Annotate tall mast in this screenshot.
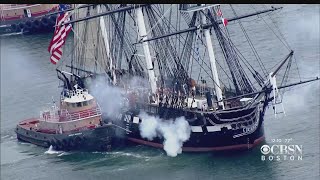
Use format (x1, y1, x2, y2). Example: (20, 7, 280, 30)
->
(97, 5, 116, 84)
(135, 6, 157, 94)
(200, 8, 224, 109)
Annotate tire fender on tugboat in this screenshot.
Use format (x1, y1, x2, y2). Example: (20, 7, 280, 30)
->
(40, 17, 49, 28)
(62, 139, 71, 150)
(55, 140, 63, 150)
(10, 24, 18, 32)
(24, 21, 32, 33)
(48, 15, 57, 26)
(74, 136, 83, 146)
(50, 139, 56, 148)
(25, 21, 32, 29)
(32, 19, 41, 30)
(69, 138, 76, 148)
(18, 23, 25, 30)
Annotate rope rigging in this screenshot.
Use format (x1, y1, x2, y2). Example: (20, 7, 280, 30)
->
(252, 4, 302, 82)
(206, 9, 255, 95)
(146, 6, 189, 85)
(229, 5, 268, 78)
(105, 4, 146, 77)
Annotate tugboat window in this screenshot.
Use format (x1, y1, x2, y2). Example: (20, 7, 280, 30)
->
(83, 101, 88, 106)
(77, 102, 82, 107)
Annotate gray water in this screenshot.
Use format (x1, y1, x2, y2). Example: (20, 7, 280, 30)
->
(1, 4, 319, 180)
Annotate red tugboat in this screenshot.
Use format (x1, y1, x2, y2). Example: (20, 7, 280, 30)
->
(0, 4, 64, 35)
(15, 70, 116, 151)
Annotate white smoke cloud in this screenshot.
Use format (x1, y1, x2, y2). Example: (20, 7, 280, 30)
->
(139, 112, 158, 140)
(88, 76, 127, 119)
(87, 75, 151, 119)
(138, 111, 191, 157)
(86, 75, 192, 157)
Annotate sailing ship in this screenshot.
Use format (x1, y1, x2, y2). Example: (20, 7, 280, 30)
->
(55, 4, 318, 155)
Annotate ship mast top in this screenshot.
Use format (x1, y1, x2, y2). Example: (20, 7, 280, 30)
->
(197, 4, 224, 109)
(61, 4, 319, 108)
(135, 6, 158, 94)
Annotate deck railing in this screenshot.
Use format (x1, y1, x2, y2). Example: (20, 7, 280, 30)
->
(68, 107, 102, 121)
(40, 106, 102, 123)
(0, 4, 42, 11)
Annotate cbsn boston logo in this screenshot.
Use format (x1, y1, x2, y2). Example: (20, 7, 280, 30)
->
(260, 138, 303, 161)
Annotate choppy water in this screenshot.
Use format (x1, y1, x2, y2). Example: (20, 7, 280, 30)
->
(1, 4, 319, 180)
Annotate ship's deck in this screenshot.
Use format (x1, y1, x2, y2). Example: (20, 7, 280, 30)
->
(18, 118, 39, 129)
(17, 118, 97, 134)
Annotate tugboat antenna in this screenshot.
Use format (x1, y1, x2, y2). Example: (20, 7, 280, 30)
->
(51, 96, 57, 109)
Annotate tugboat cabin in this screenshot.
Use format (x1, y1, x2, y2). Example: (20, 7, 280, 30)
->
(19, 88, 103, 134)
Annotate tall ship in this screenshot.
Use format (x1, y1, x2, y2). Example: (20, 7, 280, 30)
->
(0, 4, 65, 35)
(53, 4, 318, 156)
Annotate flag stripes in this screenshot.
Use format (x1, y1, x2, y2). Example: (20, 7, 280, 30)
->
(48, 5, 71, 65)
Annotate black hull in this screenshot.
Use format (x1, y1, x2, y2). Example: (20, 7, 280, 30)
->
(119, 92, 269, 152)
(0, 15, 58, 35)
(15, 124, 116, 151)
(126, 122, 265, 152)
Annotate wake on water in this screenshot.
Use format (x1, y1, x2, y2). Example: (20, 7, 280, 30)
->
(0, 32, 23, 37)
(44, 145, 65, 155)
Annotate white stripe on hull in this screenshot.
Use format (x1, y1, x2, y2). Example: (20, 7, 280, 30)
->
(191, 126, 203, 132)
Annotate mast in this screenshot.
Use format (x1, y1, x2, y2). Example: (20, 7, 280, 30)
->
(135, 6, 157, 94)
(97, 5, 116, 84)
(133, 6, 282, 44)
(200, 9, 224, 109)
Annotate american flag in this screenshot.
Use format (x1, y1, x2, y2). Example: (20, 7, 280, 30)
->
(48, 4, 72, 65)
(216, 8, 228, 27)
(217, 9, 222, 16)
(221, 17, 228, 27)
